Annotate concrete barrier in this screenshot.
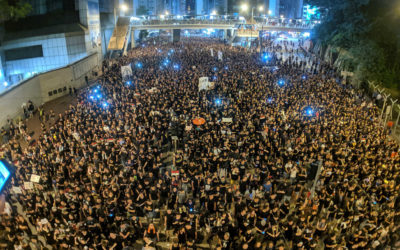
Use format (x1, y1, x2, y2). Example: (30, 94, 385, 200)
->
(0, 53, 99, 127)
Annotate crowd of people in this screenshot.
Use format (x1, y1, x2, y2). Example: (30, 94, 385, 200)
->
(0, 37, 400, 249)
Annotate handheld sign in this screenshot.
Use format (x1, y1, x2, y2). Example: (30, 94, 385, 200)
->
(0, 160, 16, 194)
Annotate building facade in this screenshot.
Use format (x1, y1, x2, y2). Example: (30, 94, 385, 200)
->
(268, 0, 280, 17)
(0, 0, 116, 92)
(278, 0, 303, 19)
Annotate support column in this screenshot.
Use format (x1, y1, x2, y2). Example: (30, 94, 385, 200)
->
(172, 29, 181, 43)
(224, 29, 228, 40)
(131, 28, 136, 48)
(227, 29, 232, 38)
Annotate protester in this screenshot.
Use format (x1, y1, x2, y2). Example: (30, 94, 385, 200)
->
(0, 37, 399, 249)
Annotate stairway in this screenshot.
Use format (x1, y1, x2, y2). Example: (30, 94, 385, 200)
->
(107, 17, 131, 52)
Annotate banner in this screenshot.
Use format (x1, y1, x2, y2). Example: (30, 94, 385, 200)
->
(121, 65, 133, 80)
(24, 182, 33, 190)
(210, 48, 214, 57)
(30, 174, 40, 183)
(218, 51, 223, 61)
(198, 77, 209, 91)
(87, 1, 101, 49)
(222, 117, 233, 123)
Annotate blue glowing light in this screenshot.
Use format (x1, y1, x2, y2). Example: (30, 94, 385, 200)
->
(262, 53, 271, 62)
(163, 59, 170, 66)
(157, 48, 162, 53)
(126, 81, 131, 86)
(102, 102, 109, 108)
(136, 62, 143, 68)
(302, 75, 307, 80)
(173, 64, 179, 70)
(97, 94, 102, 99)
(213, 76, 217, 80)
(267, 98, 273, 103)
(305, 107, 314, 116)
(213, 67, 217, 71)
(94, 89, 98, 93)
(224, 66, 228, 70)
(0, 161, 12, 193)
(304, 5, 318, 20)
(303, 32, 310, 38)
(215, 99, 222, 105)
(277, 79, 285, 86)
(170, 49, 174, 53)
(89, 96, 94, 100)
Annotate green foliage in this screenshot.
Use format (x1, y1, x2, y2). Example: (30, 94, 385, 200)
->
(308, 0, 400, 87)
(136, 5, 148, 16)
(0, 0, 32, 22)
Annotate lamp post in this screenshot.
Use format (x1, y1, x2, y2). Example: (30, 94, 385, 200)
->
(240, 4, 263, 48)
(114, 3, 129, 25)
(240, 4, 263, 22)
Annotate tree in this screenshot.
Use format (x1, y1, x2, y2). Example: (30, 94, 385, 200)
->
(0, 0, 32, 22)
(307, 0, 400, 87)
(136, 5, 148, 16)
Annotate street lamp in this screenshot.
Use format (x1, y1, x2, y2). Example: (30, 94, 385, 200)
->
(114, 4, 129, 25)
(120, 4, 128, 12)
(211, 10, 217, 15)
(241, 4, 264, 21)
(241, 4, 249, 12)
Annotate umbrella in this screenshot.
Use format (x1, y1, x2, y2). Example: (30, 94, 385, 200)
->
(193, 117, 206, 126)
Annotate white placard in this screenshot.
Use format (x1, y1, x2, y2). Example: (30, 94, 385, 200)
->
(222, 117, 233, 123)
(30, 174, 40, 183)
(11, 186, 22, 194)
(198, 77, 209, 91)
(40, 218, 49, 225)
(121, 65, 133, 80)
(24, 182, 34, 190)
(210, 48, 214, 57)
(218, 50, 223, 61)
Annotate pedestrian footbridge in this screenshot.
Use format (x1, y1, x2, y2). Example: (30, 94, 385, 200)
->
(107, 17, 315, 53)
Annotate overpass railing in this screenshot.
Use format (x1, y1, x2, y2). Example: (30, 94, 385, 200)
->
(131, 19, 241, 26)
(130, 18, 315, 30)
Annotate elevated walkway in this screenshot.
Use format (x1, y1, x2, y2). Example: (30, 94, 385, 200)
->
(107, 17, 131, 51)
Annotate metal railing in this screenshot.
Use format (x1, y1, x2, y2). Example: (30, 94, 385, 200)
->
(130, 17, 316, 30)
(131, 19, 241, 26)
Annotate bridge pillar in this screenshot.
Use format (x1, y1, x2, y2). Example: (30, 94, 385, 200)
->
(227, 29, 232, 38)
(224, 29, 228, 40)
(131, 28, 136, 48)
(171, 29, 181, 43)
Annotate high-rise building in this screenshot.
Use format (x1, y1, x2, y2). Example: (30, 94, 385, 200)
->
(196, 0, 204, 15)
(268, 0, 280, 17)
(186, 0, 196, 15)
(278, 0, 303, 19)
(0, 0, 116, 86)
(205, 0, 227, 15)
